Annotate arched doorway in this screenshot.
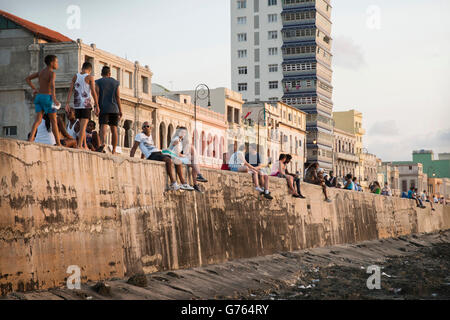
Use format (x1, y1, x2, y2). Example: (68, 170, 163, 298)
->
(167, 124, 174, 148)
(159, 122, 166, 150)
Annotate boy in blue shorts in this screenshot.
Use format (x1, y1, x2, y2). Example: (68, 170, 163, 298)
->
(26, 55, 61, 146)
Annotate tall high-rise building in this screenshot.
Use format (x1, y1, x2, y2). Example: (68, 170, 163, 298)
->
(231, 0, 334, 169)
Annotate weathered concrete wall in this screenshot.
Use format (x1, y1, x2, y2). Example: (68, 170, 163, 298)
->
(1, 138, 449, 295)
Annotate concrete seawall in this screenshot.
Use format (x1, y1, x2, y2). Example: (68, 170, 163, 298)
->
(1, 138, 449, 295)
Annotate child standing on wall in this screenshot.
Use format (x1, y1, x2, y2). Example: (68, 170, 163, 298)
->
(65, 62, 99, 150)
(26, 55, 62, 146)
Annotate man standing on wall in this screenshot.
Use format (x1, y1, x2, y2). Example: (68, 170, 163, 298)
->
(65, 62, 99, 150)
(26, 55, 62, 146)
(95, 66, 122, 154)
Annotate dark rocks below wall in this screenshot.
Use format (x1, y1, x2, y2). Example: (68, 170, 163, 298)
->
(2, 230, 449, 300)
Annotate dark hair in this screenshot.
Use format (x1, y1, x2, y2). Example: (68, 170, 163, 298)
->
(43, 114, 51, 132)
(346, 174, 353, 180)
(88, 120, 96, 128)
(101, 66, 111, 76)
(352, 177, 357, 181)
(44, 55, 57, 66)
(178, 126, 187, 131)
(285, 154, 292, 161)
(279, 154, 286, 161)
(82, 62, 92, 70)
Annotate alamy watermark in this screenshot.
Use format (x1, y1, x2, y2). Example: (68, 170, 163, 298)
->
(366, 5, 381, 30)
(366, 265, 381, 290)
(66, 5, 81, 30)
(66, 265, 81, 290)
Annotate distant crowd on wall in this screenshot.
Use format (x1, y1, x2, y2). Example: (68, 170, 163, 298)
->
(22, 55, 447, 206)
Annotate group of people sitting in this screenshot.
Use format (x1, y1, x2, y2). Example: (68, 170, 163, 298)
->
(29, 108, 103, 153)
(221, 147, 333, 202)
(401, 188, 447, 211)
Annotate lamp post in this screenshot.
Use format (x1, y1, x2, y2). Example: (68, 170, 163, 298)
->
(193, 84, 211, 153)
(257, 107, 267, 156)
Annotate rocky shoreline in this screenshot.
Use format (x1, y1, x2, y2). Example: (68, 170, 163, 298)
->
(3, 230, 449, 300)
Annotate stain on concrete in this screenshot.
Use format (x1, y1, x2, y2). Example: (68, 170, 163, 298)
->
(11, 172, 19, 188)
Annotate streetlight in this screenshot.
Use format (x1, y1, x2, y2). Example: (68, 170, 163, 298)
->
(257, 107, 273, 156)
(193, 84, 211, 152)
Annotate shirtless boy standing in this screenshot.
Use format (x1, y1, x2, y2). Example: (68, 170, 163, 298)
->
(26, 55, 61, 146)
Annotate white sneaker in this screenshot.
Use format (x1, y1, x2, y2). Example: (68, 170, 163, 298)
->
(255, 187, 264, 193)
(169, 183, 181, 191)
(181, 184, 195, 191)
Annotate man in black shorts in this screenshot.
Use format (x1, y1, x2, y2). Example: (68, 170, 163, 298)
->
(96, 66, 122, 154)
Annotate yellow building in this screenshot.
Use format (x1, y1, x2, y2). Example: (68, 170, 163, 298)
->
(333, 110, 365, 154)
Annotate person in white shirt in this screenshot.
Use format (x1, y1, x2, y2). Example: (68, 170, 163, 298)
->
(163, 127, 204, 192)
(229, 144, 264, 193)
(130, 122, 191, 191)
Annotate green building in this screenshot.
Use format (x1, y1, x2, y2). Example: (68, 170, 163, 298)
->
(411, 150, 450, 179)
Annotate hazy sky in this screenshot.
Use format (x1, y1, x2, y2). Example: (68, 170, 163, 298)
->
(1, 0, 449, 161)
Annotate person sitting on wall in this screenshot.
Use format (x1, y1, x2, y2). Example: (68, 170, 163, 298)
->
(162, 127, 205, 193)
(381, 182, 392, 196)
(245, 144, 273, 200)
(85, 120, 101, 152)
(408, 187, 425, 209)
(272, 154, 302, 198)
(229, 144, 264, 194)
(304, 163, 332, 203)
(284, 154, 306, 199)
(371, 181, 382, 195)
(325, 171, 337, 188)
(130, 121, 182, 191)
(221, 152, 230, 171)
(353, 177, 362, 191)
(34, 113, 76, 148)
(343, 174, 354, 191)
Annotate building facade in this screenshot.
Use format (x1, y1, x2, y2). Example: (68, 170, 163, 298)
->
(242, 100, 306, 174)
(230, 0, 334, 169)
(412, 150, 450, 179)
(379, 162, 400, 195)
(333, 127, 358, 181)
(152, 94, 227, 169)
(173, 87, 245, 156)
(396, 163, 427, 194)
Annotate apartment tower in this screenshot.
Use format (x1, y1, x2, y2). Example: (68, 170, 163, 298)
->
(231, 0, 334, 169)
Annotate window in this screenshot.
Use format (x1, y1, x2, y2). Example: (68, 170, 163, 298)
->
(238, 66, 248, 75)
(238, 50, 247, 58)
(255, 82, 260, 95)
(268, 31, 278, 39)
(268, 14, 277, 23)
(268, 64, 278, 72)
(237, 33, 247, 42)
(3, 126, 17, 136)
(0, 16, 20, 30)
(124, 71, 133, 89)
(254, 48, 260, 62)
(269, 81, 278, 89)
(227, 106, 233, 123)
(268, 0, 277, 6)
(237, 16, 247, 24)
(111, 67, 120, 81)
(238, 83, 248, 91)
(237, 0, 246, 9)
(268, 47, 278, 55)
(234, 109, 240, 124)
(254, 15, 259, 28)
(142, 76, 149, 94)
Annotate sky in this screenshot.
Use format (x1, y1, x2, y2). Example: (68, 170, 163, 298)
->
(1, 0, 449, 161)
